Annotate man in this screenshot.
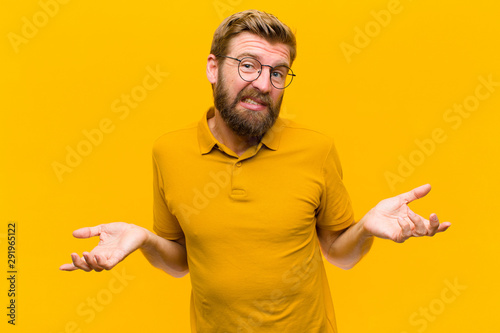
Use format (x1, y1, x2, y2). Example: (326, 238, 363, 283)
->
(60, 10, 451, 332)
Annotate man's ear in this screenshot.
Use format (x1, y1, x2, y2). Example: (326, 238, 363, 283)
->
(206, 54, 219, 84)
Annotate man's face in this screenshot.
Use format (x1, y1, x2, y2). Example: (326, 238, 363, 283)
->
(213, 32, 291, 138)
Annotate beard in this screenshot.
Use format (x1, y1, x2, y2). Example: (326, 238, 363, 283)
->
(213, 74, 283, 138)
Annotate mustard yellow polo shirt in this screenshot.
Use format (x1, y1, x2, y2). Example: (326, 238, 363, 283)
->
(152, 107, 354, 333)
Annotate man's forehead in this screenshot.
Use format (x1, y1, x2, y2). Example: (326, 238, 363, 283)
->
(226, 32, 291, 65)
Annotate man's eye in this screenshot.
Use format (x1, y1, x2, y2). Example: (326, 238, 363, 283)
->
(272, 71, 284, 78)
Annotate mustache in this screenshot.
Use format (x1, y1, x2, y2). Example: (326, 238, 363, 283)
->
(235, 87, 272, 106)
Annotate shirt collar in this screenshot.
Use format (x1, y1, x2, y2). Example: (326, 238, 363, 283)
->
(260, 117, 284, 151)
(197, 107, 218, 155)
(197, 107, 284, 155)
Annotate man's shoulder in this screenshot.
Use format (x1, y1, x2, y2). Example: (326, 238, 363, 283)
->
(278, 118, 345, 175)
(277, 117, 336, 149)
(152, 121, 198, 155)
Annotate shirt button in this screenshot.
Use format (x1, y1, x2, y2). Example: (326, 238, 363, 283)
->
(236, 162, 242, 167)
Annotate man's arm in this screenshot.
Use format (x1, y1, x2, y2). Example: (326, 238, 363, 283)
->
(317, 184, 451, 270)
(140, 231, 188, 278)
(59, 222, 189, 278)
(317, 222, 373, 270)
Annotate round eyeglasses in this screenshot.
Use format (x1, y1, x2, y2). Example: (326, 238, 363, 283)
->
(217, 55, 296, 89)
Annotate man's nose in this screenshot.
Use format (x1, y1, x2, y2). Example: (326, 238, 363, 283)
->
(251, 66, 273, 93)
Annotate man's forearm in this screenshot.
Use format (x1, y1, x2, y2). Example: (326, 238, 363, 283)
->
(140, 229, 189, 278)
(324, 218, 374, 270)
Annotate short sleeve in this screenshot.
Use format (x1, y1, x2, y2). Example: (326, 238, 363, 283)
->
(152, 151, 185, 240)
(315, 140, 355, 231)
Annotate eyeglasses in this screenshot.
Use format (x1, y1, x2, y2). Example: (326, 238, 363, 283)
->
(217, 55, 296, 89)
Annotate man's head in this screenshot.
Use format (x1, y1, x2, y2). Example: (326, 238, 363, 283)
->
(207, 10, 296, 138)
(210, 10, 296, 66)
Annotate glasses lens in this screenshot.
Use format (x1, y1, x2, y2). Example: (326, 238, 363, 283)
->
(235, 57, 294, 89)
(238, 57, 261, 82)
(271, 66, 293, 89)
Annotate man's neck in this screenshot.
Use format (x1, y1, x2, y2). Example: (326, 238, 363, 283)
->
(208, 109, 260, 157)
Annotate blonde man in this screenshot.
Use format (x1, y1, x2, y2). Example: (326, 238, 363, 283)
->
(61, 10, 450, 333)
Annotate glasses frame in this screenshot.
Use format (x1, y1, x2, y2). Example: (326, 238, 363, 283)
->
(217, 55, 296, 89)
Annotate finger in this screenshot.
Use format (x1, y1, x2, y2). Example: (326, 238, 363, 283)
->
(73, 225, 102, 239)
(83, 252, 104, 272)
(400, 184, 432, 204)
(71, 253, 92, 272)
(95, 254, 116, 270)
(397, 217, 412, 242)
(407, 209, 428, 236)
(436, 221, 452, 233)
(428, 213, 440, 235)
(59, 263, 79, 271)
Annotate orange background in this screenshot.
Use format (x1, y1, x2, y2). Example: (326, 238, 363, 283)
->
(1, 0, 499, 332)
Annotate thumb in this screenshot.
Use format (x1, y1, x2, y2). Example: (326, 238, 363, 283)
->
(73, 225, 102, 239)
(399, 184, 432, 204)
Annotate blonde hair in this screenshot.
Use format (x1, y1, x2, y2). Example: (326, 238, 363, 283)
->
(210, 10, 297, 64)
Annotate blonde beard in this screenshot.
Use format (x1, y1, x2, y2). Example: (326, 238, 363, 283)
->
(213, 76, 283, 138)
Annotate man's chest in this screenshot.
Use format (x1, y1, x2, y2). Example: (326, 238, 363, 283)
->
(161, 151, 324, 242)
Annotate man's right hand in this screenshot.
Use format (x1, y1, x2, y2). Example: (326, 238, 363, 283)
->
(59, 222, 148, 272)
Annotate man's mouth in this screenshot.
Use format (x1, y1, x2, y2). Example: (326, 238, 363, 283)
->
(240, 96, 268, 111)
(243, 97, 265, 105)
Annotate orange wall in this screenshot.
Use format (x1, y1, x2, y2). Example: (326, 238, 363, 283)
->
(1, 1, 498, 332)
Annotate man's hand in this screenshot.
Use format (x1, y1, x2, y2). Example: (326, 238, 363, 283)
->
(361, 184, 451, 243)
(59, 222, 148, 272)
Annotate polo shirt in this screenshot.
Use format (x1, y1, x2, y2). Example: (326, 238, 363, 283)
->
(152, 107, 355, 333)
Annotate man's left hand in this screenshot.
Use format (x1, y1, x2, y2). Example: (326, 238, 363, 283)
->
(361, 184, 451, 243)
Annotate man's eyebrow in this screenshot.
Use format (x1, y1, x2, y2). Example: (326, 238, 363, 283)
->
(236, 52, 290, 68)
(237, 51, 258, 58)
